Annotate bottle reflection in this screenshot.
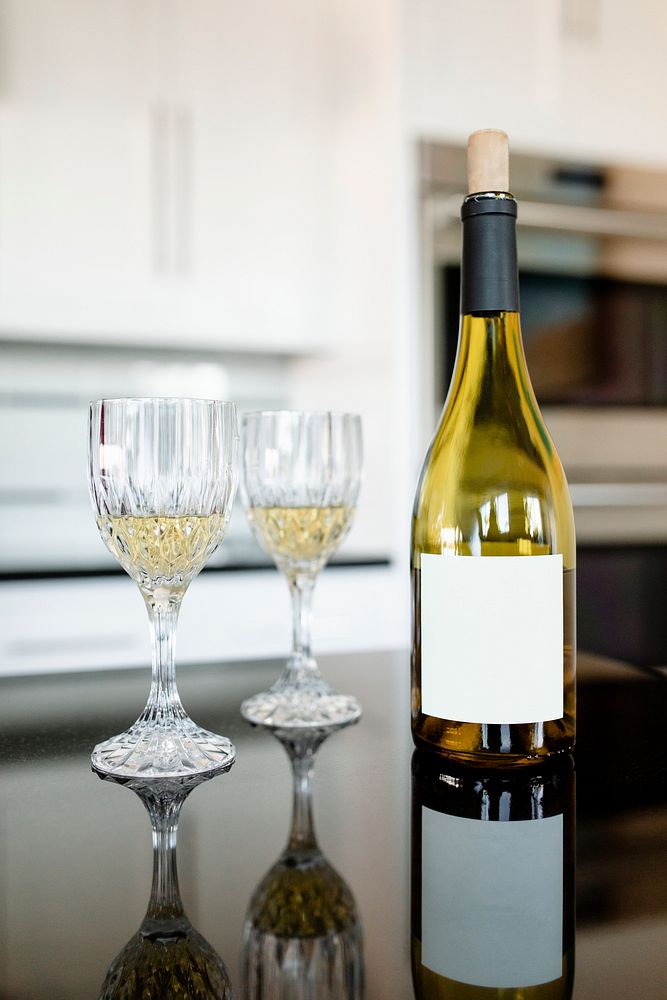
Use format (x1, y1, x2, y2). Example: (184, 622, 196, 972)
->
(95, 771, 232, 1000)
(242, 727, 364, 999)
(411, 753, 575, 999)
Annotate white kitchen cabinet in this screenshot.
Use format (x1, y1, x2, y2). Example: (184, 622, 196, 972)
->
(0, 1, 155, 339)
(406, 0, 667, 167)
(406, 0, 546, 140)
(0, 0, 333, 351)
(164, 0, 333, 353)
(557, 1, 667, 164)
(0, 107, 154, 339)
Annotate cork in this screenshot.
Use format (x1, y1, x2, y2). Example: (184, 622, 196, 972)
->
(467, 129, 509, 194)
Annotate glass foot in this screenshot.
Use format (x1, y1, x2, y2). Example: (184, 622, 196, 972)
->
(241, 678, 362, 730)
(91, 717, 236, 779)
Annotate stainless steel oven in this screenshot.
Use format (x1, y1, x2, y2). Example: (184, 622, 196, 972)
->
(420, 141, 667, 668)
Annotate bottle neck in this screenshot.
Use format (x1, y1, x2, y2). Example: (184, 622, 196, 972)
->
(450, 312, 536, 417)
(460, 193, 519, 314)
(454, 194, 528, 404)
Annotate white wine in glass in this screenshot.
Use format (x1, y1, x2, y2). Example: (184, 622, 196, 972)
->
(241, 410, 363, 729)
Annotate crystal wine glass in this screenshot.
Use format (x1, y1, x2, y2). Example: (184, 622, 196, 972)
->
(241, 410, 363, 728)
(88, 397, 238, 778)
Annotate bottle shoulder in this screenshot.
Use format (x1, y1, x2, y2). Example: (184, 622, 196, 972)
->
(413, 402, 575, 562)
(418, 391, 569, 494)
(412, 312, 576, 561)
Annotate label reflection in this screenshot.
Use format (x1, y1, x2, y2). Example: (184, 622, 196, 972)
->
(411, 753, 575, 999)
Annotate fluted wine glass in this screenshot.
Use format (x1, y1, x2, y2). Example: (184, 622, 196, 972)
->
(88, 397, 238, 778)
(241, 410, 363, 728)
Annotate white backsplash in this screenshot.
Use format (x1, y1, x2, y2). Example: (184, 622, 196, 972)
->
(0, 341, 289, 573)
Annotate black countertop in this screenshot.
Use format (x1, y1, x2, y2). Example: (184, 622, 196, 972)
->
(1, 650, 666, 999)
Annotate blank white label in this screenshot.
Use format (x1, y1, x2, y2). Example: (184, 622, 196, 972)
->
(420, 553, 563, 724)
(422, 806, 563, 988)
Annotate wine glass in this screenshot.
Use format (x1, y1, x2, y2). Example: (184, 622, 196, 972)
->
(241, 410, 363, 728)
(88, 397, 238, 778)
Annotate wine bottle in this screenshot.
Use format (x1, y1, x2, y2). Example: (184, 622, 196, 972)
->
(411, 751, 575, 999)
(411, 129, 576, 764)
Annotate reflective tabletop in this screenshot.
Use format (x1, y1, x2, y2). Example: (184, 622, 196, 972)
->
(1, 650, 666, 999)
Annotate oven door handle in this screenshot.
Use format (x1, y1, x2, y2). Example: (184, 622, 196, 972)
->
(435, 195, 667, 241)
(570, 483, 667, 507)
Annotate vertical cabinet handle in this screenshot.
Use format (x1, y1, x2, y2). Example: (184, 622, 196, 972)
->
(149, 104, 192, 277)
(174, 107, 192, 276)
(150, 103, 169, 275)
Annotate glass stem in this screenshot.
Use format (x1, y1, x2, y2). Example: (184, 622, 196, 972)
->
(289, 575, 315, 666)
(143, 599, 186, 722)
(143, 789, 187, 925)
(287, 748, 317, 853)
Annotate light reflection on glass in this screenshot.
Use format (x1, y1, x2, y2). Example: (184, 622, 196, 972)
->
(478, 499, 491, 537)
(494, 492, 510, 534)
(524, 494, 544, 540)
(437, 520, 463, 553)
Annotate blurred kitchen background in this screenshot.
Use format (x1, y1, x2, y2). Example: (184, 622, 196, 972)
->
(3, 0, 667, 676)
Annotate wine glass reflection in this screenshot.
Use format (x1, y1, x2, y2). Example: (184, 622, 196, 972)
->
(242, 726, 364, 999)
(95, 769, 232, 1000)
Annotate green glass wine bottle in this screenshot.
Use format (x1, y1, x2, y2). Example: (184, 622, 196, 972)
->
(411, 130, 576, 765)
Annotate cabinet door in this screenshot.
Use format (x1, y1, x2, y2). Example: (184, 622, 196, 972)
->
(167, 0, 333, 351)
(559, 0, 667, 162)
(408, 0, 667, 163)
(406, 1, 554, 138)
(0, 1, 154, 341)
(0, 0, 336, 349)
